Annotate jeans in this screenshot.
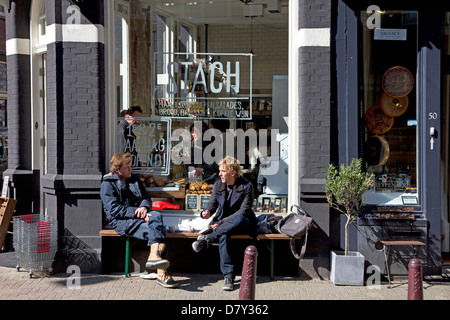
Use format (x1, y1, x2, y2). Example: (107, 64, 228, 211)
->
(208, 215, 254, 279)
(128, 210, 166, 246)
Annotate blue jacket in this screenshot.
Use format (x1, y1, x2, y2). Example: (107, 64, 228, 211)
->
(100, 172, 152, 236)
(204, 177, 258, 226)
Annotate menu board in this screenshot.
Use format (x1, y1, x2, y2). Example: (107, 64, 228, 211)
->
(199, 195, 211, 210)
(185, 194, 199, 211)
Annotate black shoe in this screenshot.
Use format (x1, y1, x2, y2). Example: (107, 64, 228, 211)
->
(222, 277, 234, 291)
(192, 235, 209, 252)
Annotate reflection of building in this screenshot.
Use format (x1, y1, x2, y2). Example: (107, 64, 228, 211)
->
(3, 1, 449, 278)
(0, 6, 7, 175)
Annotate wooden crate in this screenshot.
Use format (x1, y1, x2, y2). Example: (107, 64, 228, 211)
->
(0, 197, 17, 250)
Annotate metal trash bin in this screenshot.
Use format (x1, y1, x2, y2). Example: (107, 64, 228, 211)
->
(13, 214, 58, 277)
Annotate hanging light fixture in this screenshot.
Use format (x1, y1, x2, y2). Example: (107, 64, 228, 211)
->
(240, 0, 254, 4)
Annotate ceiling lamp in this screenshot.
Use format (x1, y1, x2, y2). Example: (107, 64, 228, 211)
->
(240, 0, 253, 4)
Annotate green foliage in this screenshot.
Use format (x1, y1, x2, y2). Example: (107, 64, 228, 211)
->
(323, 158, 374, 255)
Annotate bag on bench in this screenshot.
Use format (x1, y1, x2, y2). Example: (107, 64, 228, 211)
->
(276, 205, 314, 262)
(256, 213, 281, 234)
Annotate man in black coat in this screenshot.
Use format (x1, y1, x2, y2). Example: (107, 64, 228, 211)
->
(192, 156, 258, 291)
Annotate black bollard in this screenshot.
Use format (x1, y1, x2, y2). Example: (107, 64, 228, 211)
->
(239, 245, 258, 300)
(407, 258, 423, 300)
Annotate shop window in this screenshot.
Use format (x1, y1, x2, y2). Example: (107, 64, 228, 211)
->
(152, 11, 172, 106)
(113, 0, 289, 213)
(114, 0, 130, 113)
(178, 24, 195, 60)
(0, 62, 6, 93)
(39, 2, 46, 39)
(360, 10, 419, 206)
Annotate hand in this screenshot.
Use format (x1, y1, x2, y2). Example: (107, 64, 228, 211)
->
(211, 222, 221, 230)
(201, 209, 211, 219)
(193, 168, 204, 177)
(134, 206, 148, 220)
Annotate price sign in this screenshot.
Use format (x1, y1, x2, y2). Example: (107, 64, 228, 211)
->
(185, 194, 199, 210)
(199, 195, 211, 210)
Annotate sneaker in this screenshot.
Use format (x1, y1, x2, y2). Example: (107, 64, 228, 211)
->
(192, 235, 209, 252)
(222, 277, 234, 291)
(140, 272, 158, 280)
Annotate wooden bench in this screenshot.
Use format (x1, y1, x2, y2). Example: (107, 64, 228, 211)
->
(379, 240, 426, 288)
(99, 229, 290, 280)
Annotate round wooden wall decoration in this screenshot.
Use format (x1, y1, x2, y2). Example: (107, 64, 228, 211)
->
(364, 105, 394, 135)
(380, 92, 409, 117)
(382, 66, 414, 98)
(364, 135, 390, 167)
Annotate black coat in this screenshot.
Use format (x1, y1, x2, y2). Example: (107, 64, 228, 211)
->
(204, 177, 258, 226)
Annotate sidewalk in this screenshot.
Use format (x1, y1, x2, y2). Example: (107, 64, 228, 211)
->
(0, 252, 448, 301)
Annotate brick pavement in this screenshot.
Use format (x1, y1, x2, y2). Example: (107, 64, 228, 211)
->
(0, 251, 449, 307)
(0, 263, 448, 301)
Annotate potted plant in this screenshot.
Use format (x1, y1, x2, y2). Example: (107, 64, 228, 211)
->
(324, 158, 374, 285)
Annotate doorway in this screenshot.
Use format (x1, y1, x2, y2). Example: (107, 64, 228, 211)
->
(442, 11, 450, 263)
(31, 0, 48, 214)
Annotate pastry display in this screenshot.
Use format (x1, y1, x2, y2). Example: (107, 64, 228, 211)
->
(186, 181, 213, 194)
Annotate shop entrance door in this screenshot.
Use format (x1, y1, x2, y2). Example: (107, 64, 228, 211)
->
(441, 11, 450, 263)
(420, 4, 443, 275)
(357, 4, 444, 274)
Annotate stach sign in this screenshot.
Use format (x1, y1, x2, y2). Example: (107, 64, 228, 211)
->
(153, 52, 253, 120)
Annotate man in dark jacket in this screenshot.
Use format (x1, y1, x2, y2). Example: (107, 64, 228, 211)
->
(100, 153, 178, 288)
(192, 156, 258, 291)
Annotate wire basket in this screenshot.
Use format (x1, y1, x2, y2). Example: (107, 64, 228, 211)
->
(13, 214, 58, 277)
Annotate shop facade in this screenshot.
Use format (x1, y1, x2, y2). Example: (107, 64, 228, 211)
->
(3, 0, 448, 277)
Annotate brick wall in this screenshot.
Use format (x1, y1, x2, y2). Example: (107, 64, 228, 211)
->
(45, 1, 104, 176)
(298, 0, 331, 180)
(45, 41, 105, 175)
(5, 0, 32, 170)
(295, 0, 332, 279)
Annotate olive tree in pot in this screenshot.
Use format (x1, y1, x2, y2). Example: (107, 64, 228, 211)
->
(324, 158, 374, 285)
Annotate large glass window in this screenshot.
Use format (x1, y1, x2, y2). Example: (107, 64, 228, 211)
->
(111, 0, 289, 213)
(114, 0, 130, 113)
(361, 10, 419, 206)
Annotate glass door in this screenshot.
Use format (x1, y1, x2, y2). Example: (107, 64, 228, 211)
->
(360, 10, 419, 207)
(360, 4, 443, 274)
(441, 10, 450, 260)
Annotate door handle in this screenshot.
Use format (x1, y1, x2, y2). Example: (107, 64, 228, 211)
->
(430, 127, 437, 138)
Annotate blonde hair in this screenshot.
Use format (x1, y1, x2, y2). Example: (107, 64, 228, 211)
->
(219, 156, 242, 178)
(110, 153, 132, 172)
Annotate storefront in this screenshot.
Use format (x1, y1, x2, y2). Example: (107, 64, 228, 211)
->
(108, 2, 289, 208)
(336, 0, 449, 276)
(3, 0, 447, 277)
